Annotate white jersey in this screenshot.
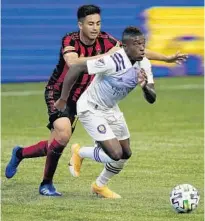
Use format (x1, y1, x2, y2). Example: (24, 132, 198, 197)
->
(77, 48, 154, 113)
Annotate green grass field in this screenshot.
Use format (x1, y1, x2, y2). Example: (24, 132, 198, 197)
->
(1, 76, 204, 221)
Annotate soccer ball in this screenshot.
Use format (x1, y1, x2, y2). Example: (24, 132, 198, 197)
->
(170, 184, 200, 213)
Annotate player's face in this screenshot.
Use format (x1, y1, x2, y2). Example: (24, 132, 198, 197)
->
(124, 35, 145, 61)
(78, 14, 101, 40)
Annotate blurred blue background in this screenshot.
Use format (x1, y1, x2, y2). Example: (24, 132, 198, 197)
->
(2, 0, 204, 83)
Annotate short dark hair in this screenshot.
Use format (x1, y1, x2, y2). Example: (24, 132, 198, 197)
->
(122, 26, 143, 42)
(77, 5, 101, 21)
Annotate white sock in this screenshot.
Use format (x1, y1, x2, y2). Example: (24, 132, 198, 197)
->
(96, 159, 127, 187)
(78, 146, 115, 163)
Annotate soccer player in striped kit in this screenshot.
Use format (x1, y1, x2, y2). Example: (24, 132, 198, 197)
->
(5, 5, 187, 196)
(55, 26, 155, 198)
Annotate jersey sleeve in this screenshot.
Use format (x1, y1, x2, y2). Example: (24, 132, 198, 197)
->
(87, 54, 116, 75)
(87, 48, 131, 75)
(140, 57, 154, 84)
(61, 35, 77, 54)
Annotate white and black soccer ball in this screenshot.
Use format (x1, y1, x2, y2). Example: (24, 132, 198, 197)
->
(170, 184, 200, 213)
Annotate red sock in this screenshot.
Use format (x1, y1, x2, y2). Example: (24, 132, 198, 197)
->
(43, 139, 65, 182)
(22, 140, 48, 158)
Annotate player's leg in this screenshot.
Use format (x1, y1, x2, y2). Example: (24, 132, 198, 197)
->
(39, 117, 72, 196)
(69, 110, 123, 177)
(72, 139, 123, 199)
(96, 139, 131, 184)
(105, 113, 132, 175)
(74, 139, 123, 162)
(39, 106, 78, 196)
(5, 140, 48, 179)
(20, 124, 58, 159)
(39, 89, 78, 194)
(5, 134, 52, 179)
(77, 109, 123, 161)
(69, 140, 123, 177)
(5, 87, 57, 179)
(38, 86, 79, 196)
(41, 117, 71, 182)
(91, 138, 131, 199)
(92, 115, 131, 198)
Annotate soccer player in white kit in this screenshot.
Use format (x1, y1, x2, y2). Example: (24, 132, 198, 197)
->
(55, 26, 156, 198)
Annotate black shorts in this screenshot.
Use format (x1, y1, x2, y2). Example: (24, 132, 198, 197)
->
(44, 86, 78, 132)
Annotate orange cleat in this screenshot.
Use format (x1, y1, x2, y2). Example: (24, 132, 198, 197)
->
(91, 182, 121, 199)
(68, 144, 83, 177)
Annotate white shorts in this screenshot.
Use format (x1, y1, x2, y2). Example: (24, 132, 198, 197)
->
(77, 104, 130, 141)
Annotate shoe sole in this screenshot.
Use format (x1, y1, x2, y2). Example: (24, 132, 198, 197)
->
(68, 163, 79, 177)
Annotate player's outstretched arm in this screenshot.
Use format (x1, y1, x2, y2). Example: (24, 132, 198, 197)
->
(138, 68, 156, 104)
(61, 62, 88, 101)
(54, 62, 88, 111)
(54, 50, 120, 111)
(145, 49, 188, 64)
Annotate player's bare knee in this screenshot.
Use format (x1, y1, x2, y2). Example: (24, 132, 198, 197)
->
(98, 139, 123, 161)
(53, 118, 72, 146)
(54, 127, 71, 146)
(122, 149, 132, 159)
(109, 150, 123, 161)
(57, 131, 70, 146)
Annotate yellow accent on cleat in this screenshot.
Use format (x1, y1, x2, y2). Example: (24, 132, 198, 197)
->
(69, 144, 83, 177)
(91, 182, 121, 199)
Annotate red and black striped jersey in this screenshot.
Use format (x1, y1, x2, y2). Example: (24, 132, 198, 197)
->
(46, 31, 119, 102)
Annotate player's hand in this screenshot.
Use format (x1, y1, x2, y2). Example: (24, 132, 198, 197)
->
(54, 98, 67, 112)
(138, 68, 148, 88)
(165, 51, 188, 64)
